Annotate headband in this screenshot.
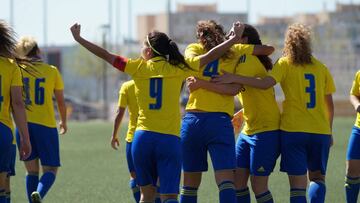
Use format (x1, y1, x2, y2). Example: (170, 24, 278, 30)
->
(146, 35, 163, 56)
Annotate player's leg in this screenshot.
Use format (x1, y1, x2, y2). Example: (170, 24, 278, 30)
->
(180, 113, 208, 203)
(32, 125, 60, 202)
(345, 126, 360, 203)
(132, 130, 157, 202)
(234, 134, 251, 203)
(280, 131, 308, 203)
(156, 133, 182, 203)
(5, 144, 16, 203)
(307, 133, 331, 203)
(0, 124, 13, 203)
(126, 142, 140, 202)
(249, 131, 280, 203)
(208, 113, 237, 203)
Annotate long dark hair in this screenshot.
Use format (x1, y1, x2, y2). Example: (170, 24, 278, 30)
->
(147, 31, 190, 69)
(196, 20, 233, 59)
(241, 24, 273, 71)
(0, 20, 16, 57)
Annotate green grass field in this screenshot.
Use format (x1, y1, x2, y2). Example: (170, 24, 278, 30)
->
(11, 117, 354, 202)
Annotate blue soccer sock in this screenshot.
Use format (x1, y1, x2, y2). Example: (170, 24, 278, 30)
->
(26, 174, 39, 202)
(308, 181, 326, 203)
(256, 190, 274, 203)
(345, 176, 360, 203)
(129, 179, 140, 203)
(236, 187, 250, 203)
(155, 186, 161, 203)
(0, 189, 6, 203)
(180, 186, 198, 203)
(290, 188, 307, 203)
(163, 198, 178, 203)
(37, 172, 56, 199)
(218, 181, 236, 203)
(5, 192, 10, 203)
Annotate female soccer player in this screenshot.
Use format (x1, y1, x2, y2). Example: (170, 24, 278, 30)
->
(186, 24, 280, 203)
(346, 71, 360, 203)
(212, 23, 335, 203)
(180, 20, 274, 203)
(15, 36, 67, 203)
(71, 22, 245, 203)
(0, 20, 31, 203)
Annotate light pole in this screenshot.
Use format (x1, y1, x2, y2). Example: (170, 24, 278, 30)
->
(101, 24, 110, 120)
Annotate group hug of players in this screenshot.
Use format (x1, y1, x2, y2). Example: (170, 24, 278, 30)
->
(1, 17, 360, 203)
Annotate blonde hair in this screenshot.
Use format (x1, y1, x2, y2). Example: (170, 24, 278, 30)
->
(283, 23, 312, 65)
(16, 36, 38, 57)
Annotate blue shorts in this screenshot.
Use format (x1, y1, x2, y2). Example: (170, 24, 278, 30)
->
(280, 131, 331, 176)
(132, 130, 181, 194)
(181, 112, 236, 172)
(8, 144, 16, 176)
(16, 123, 60, 167)
(347, 126, 360, 160)
(126, 142, 135, 173)
(236, 130, 280, 176)
(0, 122, 13, 173)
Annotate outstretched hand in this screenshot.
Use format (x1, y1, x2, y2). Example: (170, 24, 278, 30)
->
(227, 21, 245, 41)
(211, 70, 237, 84)
(111, 136, 120, 150)
(70, 23, 81, 41)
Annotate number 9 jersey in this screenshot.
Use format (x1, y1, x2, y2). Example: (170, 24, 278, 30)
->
(270, 56, 336, 135)
(20, 62, 64, 128)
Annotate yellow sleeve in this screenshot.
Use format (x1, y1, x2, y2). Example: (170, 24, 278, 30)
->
(269, 59, 286, 83)
(185, 43, 204, 58)
(350, 71, 360, 96)
(233, 44, 255, 55)
(54, 67, 64, 90)
(11, 67, 23, 87)
(324, 67, 336, 95)
(124, 58, 143, 76)
(118, 83, 128, 108)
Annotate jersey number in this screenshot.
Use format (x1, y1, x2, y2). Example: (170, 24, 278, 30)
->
(149, 78, 163, 110)
(203, 59, 219, 77)
(23, 78, 46, 105)
(0, 76, 3, 111)
(304, 74, 316, 109)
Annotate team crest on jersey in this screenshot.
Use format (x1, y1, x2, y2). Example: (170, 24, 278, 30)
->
(238, 54, 247, 64)
(239, 84, 246, 92)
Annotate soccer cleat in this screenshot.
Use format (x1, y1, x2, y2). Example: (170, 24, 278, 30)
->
(31, 191, 42, 203)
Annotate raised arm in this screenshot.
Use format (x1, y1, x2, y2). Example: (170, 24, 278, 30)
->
(111, 107, 126, 150)
(197, 22, 244, 67)
(70, 23, 116, 65)
(211, 71, 276, 89)
(11, 86, 31, 160)
(187, 77, 241, 96)
(54, 90, 67, 135)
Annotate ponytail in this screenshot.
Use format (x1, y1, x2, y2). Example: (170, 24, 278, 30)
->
(241, 24, 273, 71)
(147, 31, 190, 69)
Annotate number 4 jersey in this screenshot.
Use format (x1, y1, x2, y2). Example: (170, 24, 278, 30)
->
(113, 56, 200, 137)
(0, 57, 23, 130)
(20, 62, 64, 128)
(270, 56, 336, 135)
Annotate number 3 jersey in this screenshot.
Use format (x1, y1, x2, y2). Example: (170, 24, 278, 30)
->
(184, 43, 254, 116)
(113, 56, 200, 137)
(20, 62, 64, 128)
(270, 56, 336, 135)
(0, 57, 23, 130)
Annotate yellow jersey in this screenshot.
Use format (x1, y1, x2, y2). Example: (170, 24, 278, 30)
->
(270, 56, 336, 134)
(117, 56, 200, 137)
(0, 57, 23, 130)
(350, 71, 360, 128)
(20, 62, 64, 128)
(118, 80, 138, 142)
(185, 43, 254, 116)
(236, 54, 280, 135)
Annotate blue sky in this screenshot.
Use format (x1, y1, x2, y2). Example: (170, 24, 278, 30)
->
(0, 0, 358, 45)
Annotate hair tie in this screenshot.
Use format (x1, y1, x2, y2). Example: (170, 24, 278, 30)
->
(146, 35, 163, 56)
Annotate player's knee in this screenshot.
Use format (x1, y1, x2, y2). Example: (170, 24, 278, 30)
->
(308, 171, 325, 182)
(215, 169, 235, 185)
(42, 166, 58, 175)
(346, 161, 360, 177)
(183, 172, 202, 187)
(27, 171, 39, 176)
